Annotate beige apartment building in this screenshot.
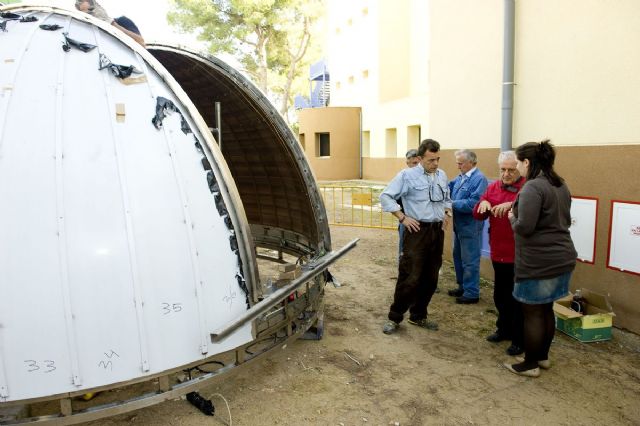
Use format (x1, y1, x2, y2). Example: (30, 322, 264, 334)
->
(298, 0, 640, 333)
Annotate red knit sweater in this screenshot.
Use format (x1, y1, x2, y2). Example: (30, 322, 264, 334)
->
(472, 178, 525, 263)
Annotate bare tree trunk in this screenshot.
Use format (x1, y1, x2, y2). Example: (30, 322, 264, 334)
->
(280, 65, 297, 124)
(255, 28, 269, 93)
(279, 18, 311, 123)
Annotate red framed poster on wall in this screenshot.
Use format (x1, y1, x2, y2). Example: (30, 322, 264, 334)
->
(607, 200, 640, 276)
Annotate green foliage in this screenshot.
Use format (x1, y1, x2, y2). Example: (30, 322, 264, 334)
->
(169, 0, 324, 121)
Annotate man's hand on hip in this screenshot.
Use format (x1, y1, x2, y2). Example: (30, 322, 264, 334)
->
(403, 216, 421, 233)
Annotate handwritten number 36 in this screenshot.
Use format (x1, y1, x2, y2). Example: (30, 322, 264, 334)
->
(24, 360, 56, 373)
(161, 302, 183, 315)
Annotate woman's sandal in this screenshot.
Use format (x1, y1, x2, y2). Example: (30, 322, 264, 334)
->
(515, 356, 551, 370)
(503, 362, 540, 378)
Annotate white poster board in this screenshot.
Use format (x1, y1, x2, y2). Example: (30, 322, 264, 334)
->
(607, 201, 640, 275)
(570, 197, 598, 263)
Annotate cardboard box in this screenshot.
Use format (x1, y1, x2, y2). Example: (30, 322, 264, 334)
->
(272, 265, 302, 288)
(278, 267, 301, 281)
(553, 289, 615, 342)
(278, 263, 298, 273)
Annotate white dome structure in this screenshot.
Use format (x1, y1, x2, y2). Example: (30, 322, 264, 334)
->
(0, 5, 354, 422)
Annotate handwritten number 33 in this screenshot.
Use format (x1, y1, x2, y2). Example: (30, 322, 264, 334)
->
(24, 360, 56, 373)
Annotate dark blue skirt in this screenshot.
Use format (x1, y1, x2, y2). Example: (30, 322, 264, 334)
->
(513, 271, 572, 304)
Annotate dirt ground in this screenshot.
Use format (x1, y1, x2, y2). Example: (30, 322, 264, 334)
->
(91, 225, 640, 426)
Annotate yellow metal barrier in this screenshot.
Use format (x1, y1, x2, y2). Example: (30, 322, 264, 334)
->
(319, 185, 397, 230)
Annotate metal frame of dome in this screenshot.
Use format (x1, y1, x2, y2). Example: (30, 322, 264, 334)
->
(146, 44, 332, 263)
(0, 4, 355, 423)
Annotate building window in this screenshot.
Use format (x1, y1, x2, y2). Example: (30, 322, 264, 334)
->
(347, 18, 353, 26)
(385, 128, 397, 158)
(348, 75, 355, 84)
(316, 133, 330, 157)
(407, 125, 421, 148)
(362, 131, 370, 157)
(362, 7, 368, 16)
(299, 133, 306, 150)
(335, 81, 341, 90)
(362, 70, 369, 79)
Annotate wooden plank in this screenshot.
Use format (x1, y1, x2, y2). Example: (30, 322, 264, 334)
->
(60, 398, 72, 416)
(277, 263, 298, 273)
(0, 404, 29, 422)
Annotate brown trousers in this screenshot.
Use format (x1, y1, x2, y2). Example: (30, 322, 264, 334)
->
(388, 222, 444, 323)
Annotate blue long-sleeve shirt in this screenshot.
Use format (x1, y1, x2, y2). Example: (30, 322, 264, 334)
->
(449, 167, 488, 235)
(380, 165, 452, 222)
(449, 168, 488, 213)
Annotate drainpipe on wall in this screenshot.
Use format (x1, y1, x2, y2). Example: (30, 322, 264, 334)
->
(501, 0, 515, 152)
(358, 109, 363, 179)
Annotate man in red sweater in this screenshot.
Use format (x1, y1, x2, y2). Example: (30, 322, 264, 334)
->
(473, 151, 525, 356)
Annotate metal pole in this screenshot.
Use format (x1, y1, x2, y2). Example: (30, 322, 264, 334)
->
(501, 0, 515, 152)
(359, 109, 363, 179)
(215, 101, 222, 150)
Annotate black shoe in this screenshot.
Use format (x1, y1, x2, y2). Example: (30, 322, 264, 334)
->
(382, 320, 400, 335)
(447, 288, 463, 297)
(506, 344, 524, 356)
(486, 332, 510, 343)
(455, 296, 479, 304)
(407, 318, 439, 331)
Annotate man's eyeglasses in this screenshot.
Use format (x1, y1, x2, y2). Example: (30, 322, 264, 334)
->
(429, 183, 446, 202)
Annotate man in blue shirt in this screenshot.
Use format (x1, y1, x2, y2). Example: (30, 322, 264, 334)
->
(448, 150, 488, 304)
(380, 139, 452, 334)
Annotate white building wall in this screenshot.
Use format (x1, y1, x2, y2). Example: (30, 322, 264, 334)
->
(428, 0, 503, 150)
(328, 0, 640, 155)
(513, 0, 640, 146)
(327, 0, 430, 158)
(328, 0, 378, 108)
(429, 0, 640, 149)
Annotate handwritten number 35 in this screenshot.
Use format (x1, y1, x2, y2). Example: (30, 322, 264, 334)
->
(161, 302, 183, 315)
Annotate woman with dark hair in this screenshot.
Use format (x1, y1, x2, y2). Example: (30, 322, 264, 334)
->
(505, 140, 577, 377)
